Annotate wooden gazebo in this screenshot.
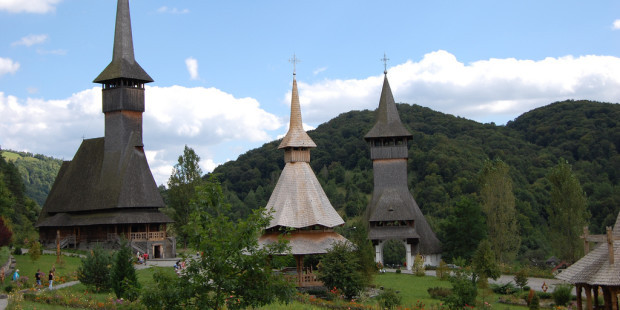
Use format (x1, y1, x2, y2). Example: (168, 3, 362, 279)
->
(556, 213, 620, 310)
(258, 69, 349, 287)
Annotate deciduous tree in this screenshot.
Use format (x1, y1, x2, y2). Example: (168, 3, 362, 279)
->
(479, 159, 520, 263)
(547, 159, 589, 262)
(167, 145, 203, 247)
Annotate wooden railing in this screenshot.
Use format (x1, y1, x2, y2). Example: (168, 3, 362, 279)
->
(284, 272, 322, 287)
(129, 231, 166, 241)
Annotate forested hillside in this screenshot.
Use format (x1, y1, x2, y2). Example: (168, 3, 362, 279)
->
(1, 150, 63, 206)
(211, 100, 620, 263)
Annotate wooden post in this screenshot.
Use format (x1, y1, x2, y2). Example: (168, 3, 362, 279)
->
(607, 227, 614, 265)
(56, 229, 61, 264)
(603, 287, 611, 310)
(594, 286, 599, 309)
(586, 285, 593, 310)
(612, 288, 618, 310)
(577, 284, 583, 310)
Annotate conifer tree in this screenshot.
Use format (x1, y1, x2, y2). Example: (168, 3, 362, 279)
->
(77, 245, 112, 291)
(111, 239, 140, 299)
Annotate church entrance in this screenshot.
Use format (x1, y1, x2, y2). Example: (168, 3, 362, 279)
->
(153, 245, 162, 258)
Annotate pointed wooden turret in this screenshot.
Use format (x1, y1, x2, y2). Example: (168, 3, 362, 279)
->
(366, 68, 441, 269)
(93, 0, 153, 155)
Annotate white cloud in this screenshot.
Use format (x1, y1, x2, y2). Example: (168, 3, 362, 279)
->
(185, 57, 199, 80)
(0, 0, 61, 13)
(11, 34, 48, 47)
(157, 6, 189, 14)
(0, 57, 20, 76)
(0, 85, 281, 186)
(613, 19, 620, 30)
(294, 50, 620, 125)
(313, 67, 327, 75)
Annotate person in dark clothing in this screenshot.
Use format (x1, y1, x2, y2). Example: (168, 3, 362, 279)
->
(35, 269, 42, 286)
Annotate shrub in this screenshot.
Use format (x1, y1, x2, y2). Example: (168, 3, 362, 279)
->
(552, 284, 573, 306)
(514, 268, 528, 290)
(12, 247, 21, 255)
(4, 284, 13, 293)
(444, 271, 477, 309)
(377, 288, 401, 310)
(28, 240, 41, 262)
(413, 254, 425, 276)
(490, 282, 518, 295)
(77, 244, 112, 291)
(317, 241, 364, 299)
(111, 238, 140, 299)
(529, 293, 540, 310)
(395, 268, 402, 274)
(428, 287, 452, 299)
(436, 260, 450, 280)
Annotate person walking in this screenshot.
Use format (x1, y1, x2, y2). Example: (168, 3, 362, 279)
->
(48, 269, 54, 289)
(12, 269, 19, 282)
(35, 269, 42, 286)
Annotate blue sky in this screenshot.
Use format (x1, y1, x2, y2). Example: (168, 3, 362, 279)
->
(1, 0, 620, 186)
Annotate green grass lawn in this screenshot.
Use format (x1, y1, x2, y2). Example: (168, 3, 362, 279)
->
(11, 253, 81, 289)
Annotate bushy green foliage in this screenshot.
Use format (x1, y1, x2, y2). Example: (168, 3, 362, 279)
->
(141, 268, 187, 310)
(111, 239, 140, 299)
(413, 254, 425, 276)
(514, 268, 529, 290)
(552, 284, 573, 306)
(335, 219, 375, 286)
(77, 245, 112, 291)
(427, 287, 452, 299)
(436, 260, 450, 280)
(490, 282, 518, 295)
(445, 270, 477, 310)
(377, 288, 402, 310)
(28, 240, 41, 262)
(472, 239, 500, 281)
(438, 196, 486, 262)
(163, 177, 295, 309)
(318, 241, 365, 299)
(167, 145, 204, 247)
(529, 293, 540, 310)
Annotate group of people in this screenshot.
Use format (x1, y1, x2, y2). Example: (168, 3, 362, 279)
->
(9, 267, 55, 289)
(136, 251, 149, 264)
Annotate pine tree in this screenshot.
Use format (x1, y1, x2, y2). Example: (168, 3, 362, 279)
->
(110, 239, 140, 299)
(77, 245, 112, 291)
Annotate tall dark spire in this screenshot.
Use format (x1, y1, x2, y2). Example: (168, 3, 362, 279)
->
(93, 0, 153, 83)
(364, 73, 412, 140)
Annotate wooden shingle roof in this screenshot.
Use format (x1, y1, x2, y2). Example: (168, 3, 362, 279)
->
(93, 0, 153, 84)
(36, 135, 168, 227)
(364, 74, 412, 140)
(259, 231, 349, 255)
(265, 162, 344, 229)
(556, 213, 620, 286)
(279, 76, 316, 149)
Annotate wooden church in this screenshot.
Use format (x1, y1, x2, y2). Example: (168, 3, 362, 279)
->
(36, 0, 175, 258)
(258, 66, 350, 287)
(365, 66, 441, 269)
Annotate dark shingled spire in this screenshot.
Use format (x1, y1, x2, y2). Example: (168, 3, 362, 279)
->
(364, 73, 412, 140)
(93, 0, 153, 83)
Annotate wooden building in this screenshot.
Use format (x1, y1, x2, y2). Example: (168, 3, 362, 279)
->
(259, 68, 349, 287)
(556, 213, 620, 310)
(36, 0, 175, 258)
(365, 68, 441, 269)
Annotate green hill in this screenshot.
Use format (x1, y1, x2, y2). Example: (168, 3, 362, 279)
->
(211, 99, 620, 263)
(1, 150, 63, 206)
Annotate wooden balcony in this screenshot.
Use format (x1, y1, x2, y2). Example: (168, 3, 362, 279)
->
(284, 272, 322, 287)
(129, 231, 166, 241)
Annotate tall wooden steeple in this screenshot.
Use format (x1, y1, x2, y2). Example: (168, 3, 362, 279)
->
(365, 66, 441, 269)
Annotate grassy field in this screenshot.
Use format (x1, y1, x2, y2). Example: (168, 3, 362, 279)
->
(5, 255, 531, 310)
(10, 253, 81, 288)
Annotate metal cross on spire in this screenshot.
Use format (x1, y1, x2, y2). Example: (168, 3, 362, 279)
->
(289, 53, 301, 75)
(381, 52, 389, 74)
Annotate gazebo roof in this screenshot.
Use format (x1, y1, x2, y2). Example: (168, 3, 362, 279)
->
(265, 162, 344, 229)
(556, 213, 620, 286)
(259, 230, 349, 255)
